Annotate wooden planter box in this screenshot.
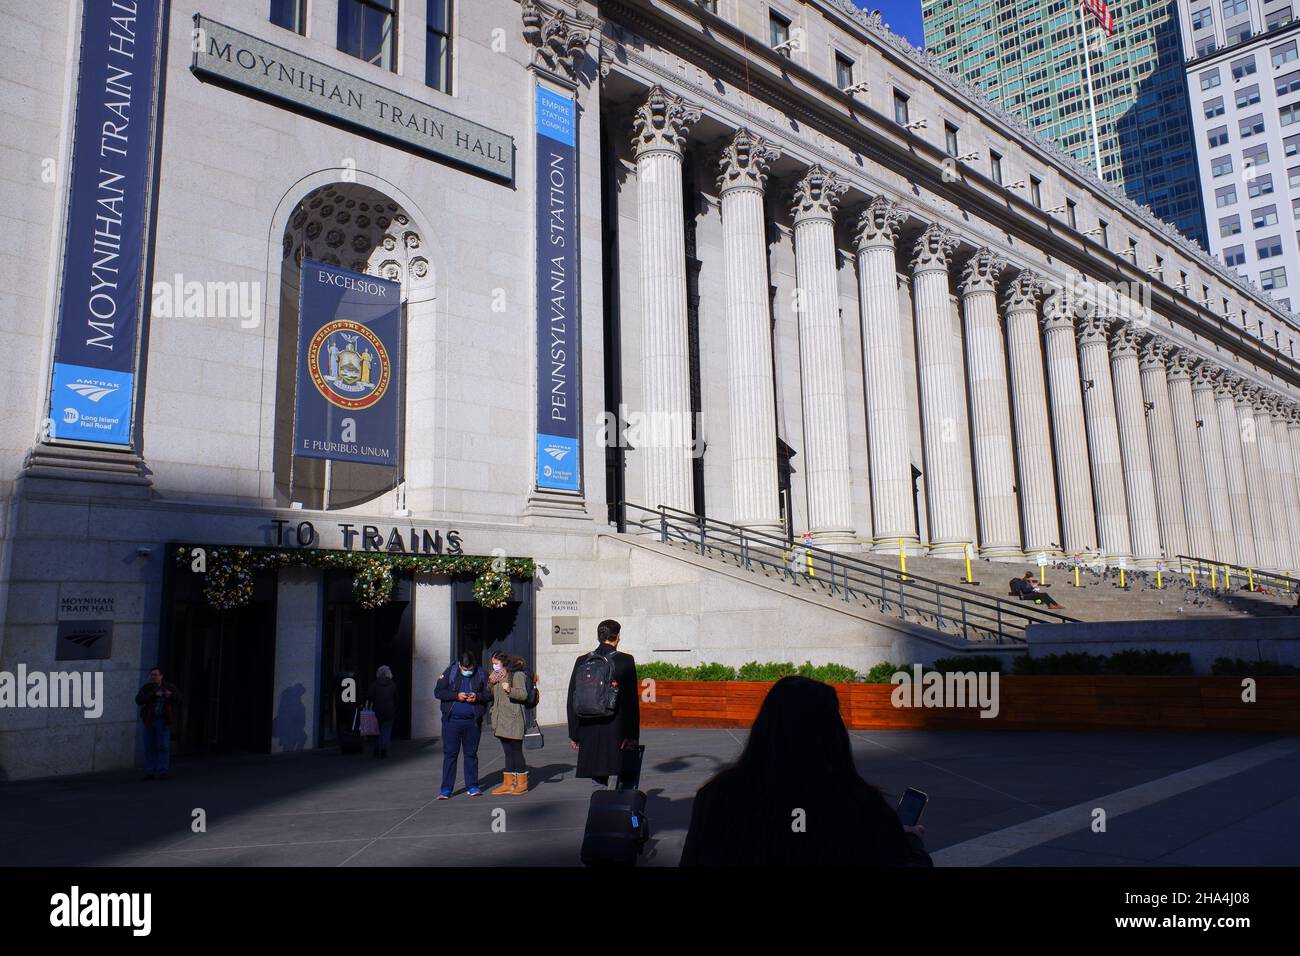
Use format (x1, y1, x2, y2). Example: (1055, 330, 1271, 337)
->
(640, 678, 1300, 734)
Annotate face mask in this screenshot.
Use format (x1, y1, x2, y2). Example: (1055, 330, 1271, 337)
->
(492, 663, 504, 673)
(460, 668, 473, 677)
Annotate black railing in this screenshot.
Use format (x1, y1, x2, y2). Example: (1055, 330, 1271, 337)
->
(618, 502, 1076, 643)
(1175, 554, 1298, 593)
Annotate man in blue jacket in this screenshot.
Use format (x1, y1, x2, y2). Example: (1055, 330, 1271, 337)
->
(433, 652, 490, 798)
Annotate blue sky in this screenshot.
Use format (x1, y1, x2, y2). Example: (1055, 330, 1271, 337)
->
(852, 1, 926, 49)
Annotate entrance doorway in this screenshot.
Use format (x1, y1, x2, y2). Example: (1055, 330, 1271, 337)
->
(319, 571, 414, 746)
(163, 572, 277, 757)
(452, 578, 535, 674)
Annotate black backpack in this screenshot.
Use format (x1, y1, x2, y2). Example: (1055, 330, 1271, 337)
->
(573, 652, 619, 717)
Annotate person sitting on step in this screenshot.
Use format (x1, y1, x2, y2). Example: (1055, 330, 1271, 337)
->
(1017, 571, 1062, 609)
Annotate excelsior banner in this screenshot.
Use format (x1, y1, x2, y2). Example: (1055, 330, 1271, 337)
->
(294, 260, 402, 466)
(48, 0, 166, 446)
(534, 86, 582, 492)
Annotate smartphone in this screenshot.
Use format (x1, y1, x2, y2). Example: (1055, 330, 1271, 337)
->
(896, 787, 928, 827)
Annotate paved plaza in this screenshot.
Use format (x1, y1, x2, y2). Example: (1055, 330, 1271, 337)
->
(1, 728, 1296, 867)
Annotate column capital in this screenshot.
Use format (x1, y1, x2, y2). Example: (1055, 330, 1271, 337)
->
(1165, 347, 1195, 380)
(1108, 322, 1142, 357)
(791, 165, 848, 223)
(1001, 269, 1045, 312)
(631, 85, 702, 158)
(717, 128, 780, 194)
(909, 223, 959, 274)
(521, 0, 596, 84)
(1139, 334, 1173, 370)
(1214, 370, 1242, 399)
(1075, 311, 1110, 346)
(958, 247, 1007, 295)
(854, 196, 909, 249)
(1040, 286, 1078, 332)
(1190, 360, 1220, 391)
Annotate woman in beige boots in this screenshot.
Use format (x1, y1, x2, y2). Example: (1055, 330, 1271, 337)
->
(488, 652, 532, 794)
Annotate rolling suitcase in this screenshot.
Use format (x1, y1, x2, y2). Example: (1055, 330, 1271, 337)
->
(580, 745, 649, 867)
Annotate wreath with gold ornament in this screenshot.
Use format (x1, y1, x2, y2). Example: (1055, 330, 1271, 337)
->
(471, 567, 512, 609)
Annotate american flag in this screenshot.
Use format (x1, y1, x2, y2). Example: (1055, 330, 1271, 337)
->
(1082, 0, 1116, 35)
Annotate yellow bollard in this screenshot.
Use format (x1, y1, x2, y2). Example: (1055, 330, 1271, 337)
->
(1224, 566, 1231, 590)
(1247, 568, 1255, 592)
(1287, 572, 1292, 594)
(1210, 565, 1217, 590)
(1119, 567, 1127, 590)
(1073, 564, 1081, 588)
(964, 544, 975, 584)
(899, 539, 907, 581)
(1189, 564, 1197, 589)
(1156, 568, 1163, 590)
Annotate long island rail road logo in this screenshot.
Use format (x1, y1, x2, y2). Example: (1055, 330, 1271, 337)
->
(307, 319, 391, 410)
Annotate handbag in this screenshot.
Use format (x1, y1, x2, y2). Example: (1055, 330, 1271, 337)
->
(358, 700, 380, 737)
(523, 719, 544, 751)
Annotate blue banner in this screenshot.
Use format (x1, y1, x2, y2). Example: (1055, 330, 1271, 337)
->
(294, 260, 402, 466)
(48, 0, 165, 446)
(535, 86, 582, 492)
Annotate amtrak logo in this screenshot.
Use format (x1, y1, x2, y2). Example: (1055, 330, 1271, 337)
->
(307, 319, 390, 410)
(63, 629, 106, 649)
(65, 380, 120, 403)
(543, 444, 572, 461)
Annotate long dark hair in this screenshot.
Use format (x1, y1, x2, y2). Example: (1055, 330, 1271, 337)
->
(492, 651, 526, 674)
(721, 676, 864, 794)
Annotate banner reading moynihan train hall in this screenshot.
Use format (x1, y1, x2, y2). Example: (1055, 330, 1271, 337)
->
(48, 0, 167, 446)
(294, 260, 402, 467)
(534, 86, 581, 493)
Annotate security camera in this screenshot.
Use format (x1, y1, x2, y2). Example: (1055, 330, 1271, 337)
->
(841, 80, 870, 95)
(904, 118, 928, 131)
(772, 39, 796, 55)
(957, 151, 980, 163)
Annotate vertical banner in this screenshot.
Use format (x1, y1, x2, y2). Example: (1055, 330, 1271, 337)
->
(48, 0, 166, 446)
(294, 260, 402, 466)
(534, 86, 582, 492)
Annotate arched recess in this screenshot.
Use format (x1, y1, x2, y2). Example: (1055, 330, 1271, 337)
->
(272, 181, 437, 510)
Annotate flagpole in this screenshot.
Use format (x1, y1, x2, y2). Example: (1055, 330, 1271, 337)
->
(1080, 3, 1104, 179)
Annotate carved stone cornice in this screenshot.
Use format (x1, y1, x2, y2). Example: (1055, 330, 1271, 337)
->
(959, 248, 1007, 295)
(790, 165, 847, 223)
(910, 224, 959, 274)
(521, 0, 597, 85)
(631, 85, 701, 158)
(854, 196, 909, 250)
(1002, 270, 1045, 313)
(717, 128, 780, 194)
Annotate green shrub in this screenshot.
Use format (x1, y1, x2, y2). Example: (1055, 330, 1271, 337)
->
(1104, 649, 1193, 675)
(1013, 652, 1107, 675)
(689, 661, 738, 681)
(863, 661, 902, 684)
(636, 661, 692, 681)
(1211, 657, 1300, 676)
(737, 660, 798, 682)
(930, 654, 1006, 674)
(795, 661, 860, 684)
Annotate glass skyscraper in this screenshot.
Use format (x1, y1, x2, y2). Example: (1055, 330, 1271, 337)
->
(923, 0, 1208, 244)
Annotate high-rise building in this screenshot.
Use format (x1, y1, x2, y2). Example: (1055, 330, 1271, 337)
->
(1180, 0, 1300, 307)
(924, 0, 1208, 244)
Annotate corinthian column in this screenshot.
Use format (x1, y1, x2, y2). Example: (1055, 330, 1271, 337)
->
(1257, 396, 1293, 570)
(791, 166, 853, 544)
(1002, 271, 1060, 556)
(1280, 403, 1300, 569)
(1041, 289, 1097, 554)
(1190, 363, 1238, 564)
(1214, 371, 1256, 567)
(717, 128, 781, 529)
(631, 86, 701, 514)
(853, 196, 914, 553)
(1109, 324, 1160, 566)
(959, 249, 1019, 559)
(1077, 312, 1132, 563)
(1138, 336, 1189, 563)
(1164, 349, 1213, 560)
(1238, 383, 1278, 569)
(911, 224, 975, 557)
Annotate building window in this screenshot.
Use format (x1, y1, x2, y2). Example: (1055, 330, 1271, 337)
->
(1192, 6, 1213, 29)
(944, 121, 960, 157)
(426, 0, 451, 92)
(1261, 265, 1288, 289)
(1257, 235, 1284, 258)
(1223, 0, 1249, 18)
(1220, 214, 1242, 236)
(1231, 56, 1257, 80)
(1204, 96, 1225, 119)
(769, 10, 791, 50)
(1213, 155, 1234, 177)
(835, 52, 854, 88)
(1224, 245, 1247, 266)
(1201, 69, 1222, 91)
(1293, 197, 1300, 218)
(1097, 219, 1109, 246)
(1282, 103, 1300, 126)
(1236, 84, 1261, 108)
(1208, 125, 1229, 147)
(1197, 36, 1218, 57)
(1243, 143, 1269, 165)
(1278, 70, 1300, 96)
(1253, 205, 1279, 227)
(1286, 133, 1300, 156)
(893, 89, 910, 125)
(1268, 8, 1294, 30)
(1066, 198, 1077, 228)
(1273, 41, 1298, 69)
(270, 0, 307, 33)
(1248, 172, 1275, 196)
(1030, 176, 1042, 208)
(990, 150, 1003, 184)
(1216, 184, 1238, 206)
(1240, 113, 1265, 137)
(338, 0, 397, 72)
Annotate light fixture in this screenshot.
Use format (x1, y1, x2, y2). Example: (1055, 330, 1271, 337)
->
(841, 80, 870, 95)
(772, 39, 796, 55)
(904, 118, 928, 131)
(957, 151, 980, 162)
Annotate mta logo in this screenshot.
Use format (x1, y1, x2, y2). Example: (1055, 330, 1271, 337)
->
(544, 444, 571, 461)
(66, 381, 119, 402)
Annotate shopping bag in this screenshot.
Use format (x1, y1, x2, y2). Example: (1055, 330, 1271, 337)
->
(358, 702, 380, 737)
(523, 719, 545, 751)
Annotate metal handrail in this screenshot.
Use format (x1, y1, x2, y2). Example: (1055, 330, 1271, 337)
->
(618, 502, 1078, 643)
(1175, 554, 1297, 592)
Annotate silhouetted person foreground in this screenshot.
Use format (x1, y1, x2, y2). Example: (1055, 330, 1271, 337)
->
(680, 676, 932, 866)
